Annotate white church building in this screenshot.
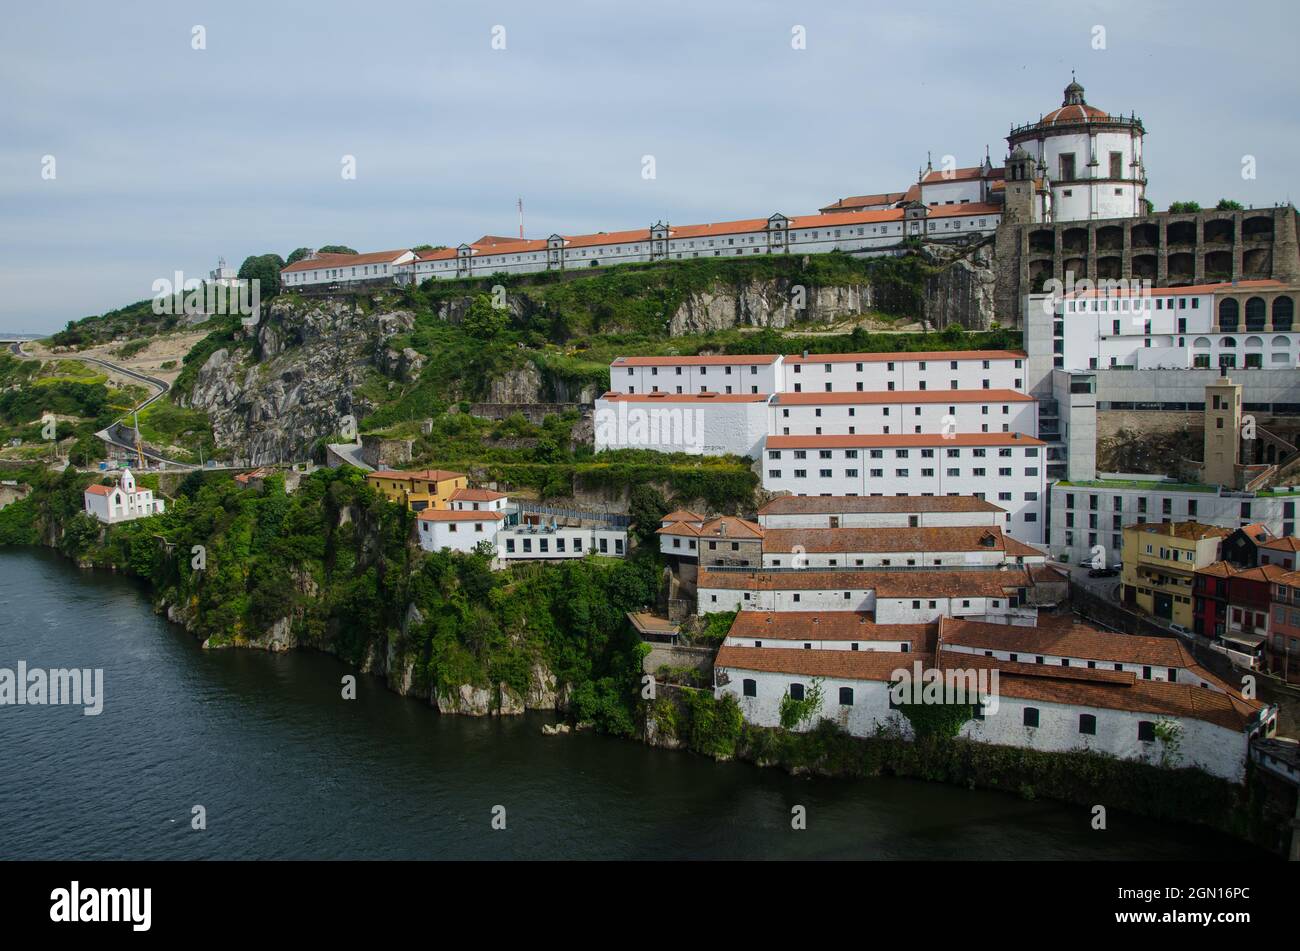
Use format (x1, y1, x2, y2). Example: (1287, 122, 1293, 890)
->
(83, 469, 165, 524)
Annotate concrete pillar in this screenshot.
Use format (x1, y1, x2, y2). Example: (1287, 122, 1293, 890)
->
(1194, 217, 1206, 284)
(1087, 224, 1098, 284)
(1157, 218, 1169, 286)
(1233, 213, 1244, 281)
(1122, 221, 1133, 281)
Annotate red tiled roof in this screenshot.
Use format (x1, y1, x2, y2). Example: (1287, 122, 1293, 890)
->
(1260, 536, 1300, 553)
(85, 484, 114, 496)
(416, 509, 504, 522)
(368, 469, 466, 483)
(597, 391, 769, 404)
(921, 167, 1004, 185)
(450, 488, 507, 502)
(715, 645, 928, 682)
(760, 525, 1011, 555)
(727, 611, 935, 649)
(661, 509, 705, 523)
(698, 567, 1034, 597)
(282, 249, 411, 273)
(937, 616, 1203, 670)
(611, 354, 780, 367)
(819, 192, 907, 213)
(758, 495, 1005, 516)
(782, 349, 1026, 365)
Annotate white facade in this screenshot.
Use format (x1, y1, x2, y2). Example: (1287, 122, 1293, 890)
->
(762, 434, 1048, 543)
(1037, 281, 1299, 373)
(779, 351, 1026, 394)
(594, 393, 769, 459)
(416, 511, 502, 554)
(83, 469, 164, 524)
(496, 524, 626, 560)
(395, 206, 1001, 286)
(770, 391, 1036, 438)
(609, 355, 781, 396)
(280, 249, 416, 288)
(1049, 477, 1300, 566)
(1007, 79, 1146, 223)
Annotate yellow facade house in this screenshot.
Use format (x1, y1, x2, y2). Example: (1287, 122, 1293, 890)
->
(365, 469, 468, 512)
(1121, 521, 1229, 628)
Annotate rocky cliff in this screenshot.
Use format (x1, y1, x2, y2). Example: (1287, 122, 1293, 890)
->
(667, 280, 874, 335)
(179, 298, 416, 464)
(922, 241, 999, 331)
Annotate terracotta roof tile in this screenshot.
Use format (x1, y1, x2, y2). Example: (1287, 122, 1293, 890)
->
(758, 495, 1004, 516)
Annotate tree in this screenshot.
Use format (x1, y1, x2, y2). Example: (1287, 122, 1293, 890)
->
(237, 253, 285, 300)
(460, 294, 508, 340)
(1215, 199, 1245, 211)
(628, 483, 669, 546)
(1168, 201, 1201, 214)
(285, 248, 312, 265)
(317, 245, 358, 255)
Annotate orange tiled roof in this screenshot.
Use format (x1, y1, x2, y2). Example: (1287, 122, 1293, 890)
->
(760, 525, 1010, 555)
(715, 645, 929, 682)
(782, 349, 1026, 365)
(758, 495, 1004, 516)
(450, 487, 507, 503)
(598, 391, 770, 404)
(727, 611, 935, 649)
(282, 249, 411, 273)
(416, 509, 504, 522)
(611, 354, 780, 367)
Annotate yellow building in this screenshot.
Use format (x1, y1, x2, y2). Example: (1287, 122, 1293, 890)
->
(365, 469, 468, 512)
(1121, 521, 1229, 628)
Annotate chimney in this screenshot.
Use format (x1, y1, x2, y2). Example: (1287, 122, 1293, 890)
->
(802, 349, 809, 359)
(719, 521, 728, 537)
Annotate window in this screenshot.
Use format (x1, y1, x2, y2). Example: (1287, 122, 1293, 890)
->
(742, 678, 757, 697)
(838, 687, 854, 706)
(1137, 721, 1156, 742)
(1079, 714, 1097, 735)
(1023, 707, 1040, 728)
(789, 683, 805, 701)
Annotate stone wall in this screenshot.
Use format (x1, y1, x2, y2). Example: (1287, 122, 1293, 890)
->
(996, 205, 1300, 327)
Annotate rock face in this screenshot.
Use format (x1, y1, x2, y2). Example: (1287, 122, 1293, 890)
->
(922, 241, 998, 330)
(668, 280, 874, 335)
(489, 363, 545, 403)
(180, 298, 416, 464)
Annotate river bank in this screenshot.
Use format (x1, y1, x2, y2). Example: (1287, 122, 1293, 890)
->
(0, 546, 1277, 860)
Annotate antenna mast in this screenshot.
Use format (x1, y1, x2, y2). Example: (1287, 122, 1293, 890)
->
(517, 197, 524, 239)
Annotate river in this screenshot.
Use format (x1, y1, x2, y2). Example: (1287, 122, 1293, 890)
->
(0, 548, 1270, 860)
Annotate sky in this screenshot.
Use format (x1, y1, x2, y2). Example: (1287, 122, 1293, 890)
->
(1, 0, 1298, 333)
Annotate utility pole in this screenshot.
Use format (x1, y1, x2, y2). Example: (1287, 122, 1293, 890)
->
(517, 197, 524, 240)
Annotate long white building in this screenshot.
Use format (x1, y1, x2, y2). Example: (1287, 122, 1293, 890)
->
(762, 433, 1047, 543)
(713, 614, 1277, 783)
(770, 389, 1036, 438)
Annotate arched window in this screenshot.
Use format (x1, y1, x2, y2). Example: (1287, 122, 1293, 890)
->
(1221, 337, 1237, 348)
(1246, 336, 1264, 349)
(1246, 296, 1267, 331)
(1219, 297, 1239, 331)
(1273, 295, 1294, 331)
(1137, 720, 1156, 742)
(1193, 337, 1212, 349)
(1273, 336, 1290, 348)
(1078, 713, 1097, 735)
(742, 678, 756, 697)
(789, 683, 805, 701)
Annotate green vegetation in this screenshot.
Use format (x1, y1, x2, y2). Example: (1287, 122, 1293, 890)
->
(3, 465, 660, 738)
(1215, 199, 1245, 211)
(135, 400, 216, 464)
(1168, 201, 1202, 214)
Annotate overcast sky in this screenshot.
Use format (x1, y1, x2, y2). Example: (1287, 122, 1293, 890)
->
(2, 0, 1297, 333)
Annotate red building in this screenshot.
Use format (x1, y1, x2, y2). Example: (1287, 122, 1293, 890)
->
(1193, 562, 1235, 638)
(1268, 569, 1300, 684)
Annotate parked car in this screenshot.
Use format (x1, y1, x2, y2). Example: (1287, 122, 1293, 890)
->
(1169, 623, 1192, 636)
(1087, 566, 1119, 578)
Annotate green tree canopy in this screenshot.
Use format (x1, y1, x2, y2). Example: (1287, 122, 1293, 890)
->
(1215, 199, 1245, 211)
(1168, 201, 1202, 213)
(237, 253, 285, 299)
